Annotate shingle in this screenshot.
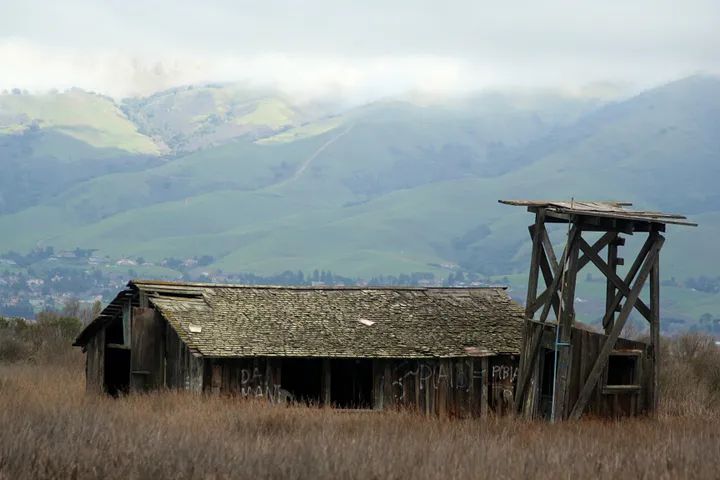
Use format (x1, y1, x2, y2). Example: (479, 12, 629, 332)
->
(139, 282, 525, 358)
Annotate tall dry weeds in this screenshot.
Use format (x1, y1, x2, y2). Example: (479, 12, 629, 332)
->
(659, 332, 720, 415)
(1, 332, 720, 479)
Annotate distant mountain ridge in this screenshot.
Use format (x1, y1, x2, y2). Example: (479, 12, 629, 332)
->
(0, 74, 717, 281)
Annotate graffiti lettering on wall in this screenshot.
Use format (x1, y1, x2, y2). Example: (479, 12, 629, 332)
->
(388, 360, 518, 400)
(238, 368, 293, 404)
(492, 365, 518, 382)
(389, 360, 518, 401)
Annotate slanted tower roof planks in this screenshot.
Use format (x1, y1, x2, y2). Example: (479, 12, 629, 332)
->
(499, 200, 698, 230)
(501, 199, 697, 421)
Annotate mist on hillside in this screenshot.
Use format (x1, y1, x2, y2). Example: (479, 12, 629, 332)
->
(1, 0, 718, 101)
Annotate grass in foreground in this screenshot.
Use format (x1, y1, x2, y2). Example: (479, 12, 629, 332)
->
(1, 354, 719, 480)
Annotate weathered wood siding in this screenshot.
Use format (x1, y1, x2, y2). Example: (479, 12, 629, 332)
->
(85, 326, 105, 393)
(372, 357, 517, 418)
(203, 358, 284, 400)
(129, 307, 166, 392)
(527, 322, 651, 419)
(165, 325, 204, 392)
(202, 355, 519, 417)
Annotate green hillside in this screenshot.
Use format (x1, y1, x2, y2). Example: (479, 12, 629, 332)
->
(0, 89, 159, 155)
(0, 75, 717, 293)
(119, 85, 341, 152)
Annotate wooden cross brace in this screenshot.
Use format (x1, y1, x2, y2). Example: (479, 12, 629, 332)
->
(568, 233, 664, 420)
(529, 230, 616, 316)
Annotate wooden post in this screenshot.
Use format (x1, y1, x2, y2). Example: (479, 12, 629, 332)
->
(322, 358, 331, 407)
(649, 234, 663, 414)
(480, 357, 489, 417)
(605, 233, 619, 334)
(515, 227, 577, 413)
(515, 211, 545, 414)
(569, 234, 664, 420)
(554, 227, 580, 420)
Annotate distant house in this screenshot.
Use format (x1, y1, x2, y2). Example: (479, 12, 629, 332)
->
(116, 259, 138, 266)
(73, 281, 526, 417)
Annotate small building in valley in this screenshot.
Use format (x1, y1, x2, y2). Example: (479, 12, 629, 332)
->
(73, 280, 526, 417)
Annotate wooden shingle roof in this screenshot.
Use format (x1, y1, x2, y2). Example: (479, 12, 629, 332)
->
(77, 281, 525, 358)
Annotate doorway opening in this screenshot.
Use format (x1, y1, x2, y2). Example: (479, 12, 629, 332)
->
(103, 317, 130, 396)
(330, 358, 373, 409)
(538, 348, 557, 420)
(280, 358, 323, 405)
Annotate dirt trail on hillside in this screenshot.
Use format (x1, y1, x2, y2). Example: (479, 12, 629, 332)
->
(267, 125, 354, 191)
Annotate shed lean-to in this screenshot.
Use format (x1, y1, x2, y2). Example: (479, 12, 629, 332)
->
(74, 281, 526, 417)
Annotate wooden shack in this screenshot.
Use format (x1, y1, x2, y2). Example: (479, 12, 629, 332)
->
(73, 281, 526, 417)
(500, 200, 697, 421)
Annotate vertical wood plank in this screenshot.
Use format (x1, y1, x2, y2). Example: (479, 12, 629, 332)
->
(322, 358, 331, 407)
(515, 211, 546, 413)
(138, 292, 149, 308)
(122, 299, 131, 348)
(480, 357, 489, 417)
(130, 307, 165, 392)
(211, 362, 222, 395)
(384, 362, 393, 411)
(189, 354, 204, 393)
(85, 327, 106, 393)
(373, 359, 383, 410)
(605, 234, 619, 334)
(650, 234, 662, 415)
(555, 228, 580, 421)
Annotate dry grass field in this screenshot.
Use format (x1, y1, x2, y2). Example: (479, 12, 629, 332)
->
(1, 330, 720, 479)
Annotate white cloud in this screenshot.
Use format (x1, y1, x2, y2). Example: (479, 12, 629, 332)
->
(0, 0, 717, 99)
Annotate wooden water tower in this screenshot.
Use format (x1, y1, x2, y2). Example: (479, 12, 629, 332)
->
(500, 200, 697, 420)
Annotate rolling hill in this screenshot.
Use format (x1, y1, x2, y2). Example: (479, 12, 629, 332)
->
(0, 75, 717, 288)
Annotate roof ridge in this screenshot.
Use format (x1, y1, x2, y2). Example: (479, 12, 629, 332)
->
(129, 280, 506, 291)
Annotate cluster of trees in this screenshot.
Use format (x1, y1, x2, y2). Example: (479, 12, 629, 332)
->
(220, 270, 356, 286)
(685, 276, 720, 294)
(1, 246, 98, 268)
(691, 313, 720, 337)
(0, 300, 101, 362)
(161, 255, 215, 270)
(368, 272, 436, 286)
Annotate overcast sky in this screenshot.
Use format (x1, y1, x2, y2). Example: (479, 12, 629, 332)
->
(0, 0, 718, 99)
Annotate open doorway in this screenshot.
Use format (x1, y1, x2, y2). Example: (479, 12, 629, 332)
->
(330, 358, 373, 409)
(103, 317, 130, 396)
(105, 348, 130, 396)
(280, 358, 323, 405)
(538, 348, 557, 420)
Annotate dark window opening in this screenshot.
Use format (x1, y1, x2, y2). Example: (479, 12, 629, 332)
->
(280, 358, 323, 405)
(540, 348, 557, 397)
(607, 355, 637, 386)
(330, 359, 373, 409)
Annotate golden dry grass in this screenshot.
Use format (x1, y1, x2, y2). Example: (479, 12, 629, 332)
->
(1, 345, 720, 480)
